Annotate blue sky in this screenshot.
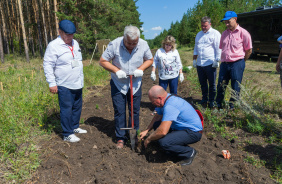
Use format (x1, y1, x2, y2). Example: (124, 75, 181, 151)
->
(136, 0, 199, 40)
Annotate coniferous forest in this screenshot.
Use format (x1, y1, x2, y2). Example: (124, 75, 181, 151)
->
(0, 0, 281, 62)
(0, 0, 142, 63)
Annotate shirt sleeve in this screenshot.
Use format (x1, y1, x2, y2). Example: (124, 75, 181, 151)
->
(43, 43, 58, 87)
(152, 49, 159, 68)
(175, 50, 183, 69)
(143, 42, 153, 61)
(243, 30, 252, 51)
(162, 105, 180, 122)
(193, 33, 198, 55)
(219, 31, 225, 50)
(155, 107, 163, 115)
(277, 36, 282, 41)
(214, 31, 222, 61)
(101, 42, 115, 61)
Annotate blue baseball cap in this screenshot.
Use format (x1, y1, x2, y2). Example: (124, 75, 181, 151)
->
(221, 11, 237, 22)
(59, 20, 76, 34)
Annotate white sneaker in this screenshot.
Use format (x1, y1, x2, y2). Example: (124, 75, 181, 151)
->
(74, 128, 87, 134)
(63, 134, 80, 142)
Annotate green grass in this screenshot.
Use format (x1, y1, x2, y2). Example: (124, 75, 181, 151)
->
(178, 47, 282, 182)
(1, 47, 281, 182)
(0, 55, 109, 183)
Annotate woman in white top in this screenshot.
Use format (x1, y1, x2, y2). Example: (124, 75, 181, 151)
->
(151, 35, 184, 94)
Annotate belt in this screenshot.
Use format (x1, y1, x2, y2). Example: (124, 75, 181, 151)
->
(222, 59, 243, 64)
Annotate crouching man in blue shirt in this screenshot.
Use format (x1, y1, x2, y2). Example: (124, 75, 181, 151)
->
(140, 85, 203, 166)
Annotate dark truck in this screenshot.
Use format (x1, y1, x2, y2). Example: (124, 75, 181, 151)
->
(238, 5, 282, 58)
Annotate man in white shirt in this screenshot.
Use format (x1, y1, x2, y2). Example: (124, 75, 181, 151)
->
(43, 20, 87, 143)
(193, 16, 221, 108)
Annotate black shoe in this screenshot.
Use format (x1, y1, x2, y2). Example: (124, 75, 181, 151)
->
(229, 103, 234, 110)
(208, 102, 215, 108)
(198, 100, 207, 105)
(180, 149, 197, 166)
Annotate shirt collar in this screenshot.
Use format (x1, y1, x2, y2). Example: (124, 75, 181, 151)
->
(160, 47, 172, 53)
(121, 36, 140, 52)
(228, 24, 240, 33)
(202, 27, 213, 34)
(58, 35, 74, 46)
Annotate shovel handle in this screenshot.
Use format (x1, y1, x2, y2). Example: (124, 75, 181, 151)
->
(129, 75, 134, 128)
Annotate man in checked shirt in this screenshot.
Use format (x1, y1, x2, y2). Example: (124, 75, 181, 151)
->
(99, 25, 153, 149)
(216, 11, 252, 110)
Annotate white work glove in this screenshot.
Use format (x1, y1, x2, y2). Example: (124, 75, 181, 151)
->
(179, 73, 184, 82)
(115, 70, 127, 79)
(212, 60, 219, 68)
(151, 71, 156, 81)
(133, 69, 143, 77)
(193, 60, 197, 68)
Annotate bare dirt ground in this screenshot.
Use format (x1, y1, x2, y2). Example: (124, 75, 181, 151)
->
(29, 69, 277, 184)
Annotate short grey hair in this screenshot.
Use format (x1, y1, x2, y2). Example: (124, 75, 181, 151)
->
(124, 25, 140, 40)
(201, 16, 211, 24)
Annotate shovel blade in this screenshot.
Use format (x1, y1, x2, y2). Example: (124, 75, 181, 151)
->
(129, 129, 137, 150)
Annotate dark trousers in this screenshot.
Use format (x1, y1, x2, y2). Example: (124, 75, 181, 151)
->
(216, 59, 245, 106)
(58, 86, 82, 137)
(159, 75, 179, 95)
(110, 80, 141, 141)
(153, 121, 202, 159)
(196, 64, 217, 103)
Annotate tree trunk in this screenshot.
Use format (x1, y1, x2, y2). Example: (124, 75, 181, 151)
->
(33, 0, 43, 58)
(38, 0, 48, 46)
(0, 26, 4, 63)
(46, 0, 53, 41)
(25, 0, 34, 57)
(17, 0, 29, 62)
(0, 1, 10, 55)
(8, 0, 14, 53)
(54, 0, 59, 36)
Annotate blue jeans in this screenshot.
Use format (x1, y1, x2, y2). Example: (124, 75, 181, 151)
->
(216, 59, 245, 106)
(196, 64, 217, 103)
(58, 86, 82, 137)
(159, 75, 179, 95)
(110, 80, 141, 141)
(153, 121, 202, 159)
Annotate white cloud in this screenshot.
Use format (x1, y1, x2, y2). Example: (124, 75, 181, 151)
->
(154, 33, 159, 37)
(151, 26, 162, 31)
(140, 27, 148, 32)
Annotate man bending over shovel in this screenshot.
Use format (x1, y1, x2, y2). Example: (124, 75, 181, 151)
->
(99, 25, 153, 149)
(140, 85, 203, 166)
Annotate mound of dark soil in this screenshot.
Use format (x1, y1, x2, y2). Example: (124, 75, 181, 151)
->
(30, 69, 276, 184)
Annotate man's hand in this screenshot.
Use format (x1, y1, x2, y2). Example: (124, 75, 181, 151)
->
(133, 69, 144, 77)
(212, 60, 219, 68)
(49, 86, 58, 94)
(179, 73, 184, 82)
(115, 70, 127, 79)
(150, 71, 156, 81)
(144, 138, 151, 148)
(193, 60, 197, 68)
(140, 130, 149, 140)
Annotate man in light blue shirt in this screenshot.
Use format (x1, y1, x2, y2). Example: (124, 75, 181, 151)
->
(99, 25, 153, 149)
(43, 20, 87, 143)
(193, 16, 221, 108)
(140, 85, 203, 166)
